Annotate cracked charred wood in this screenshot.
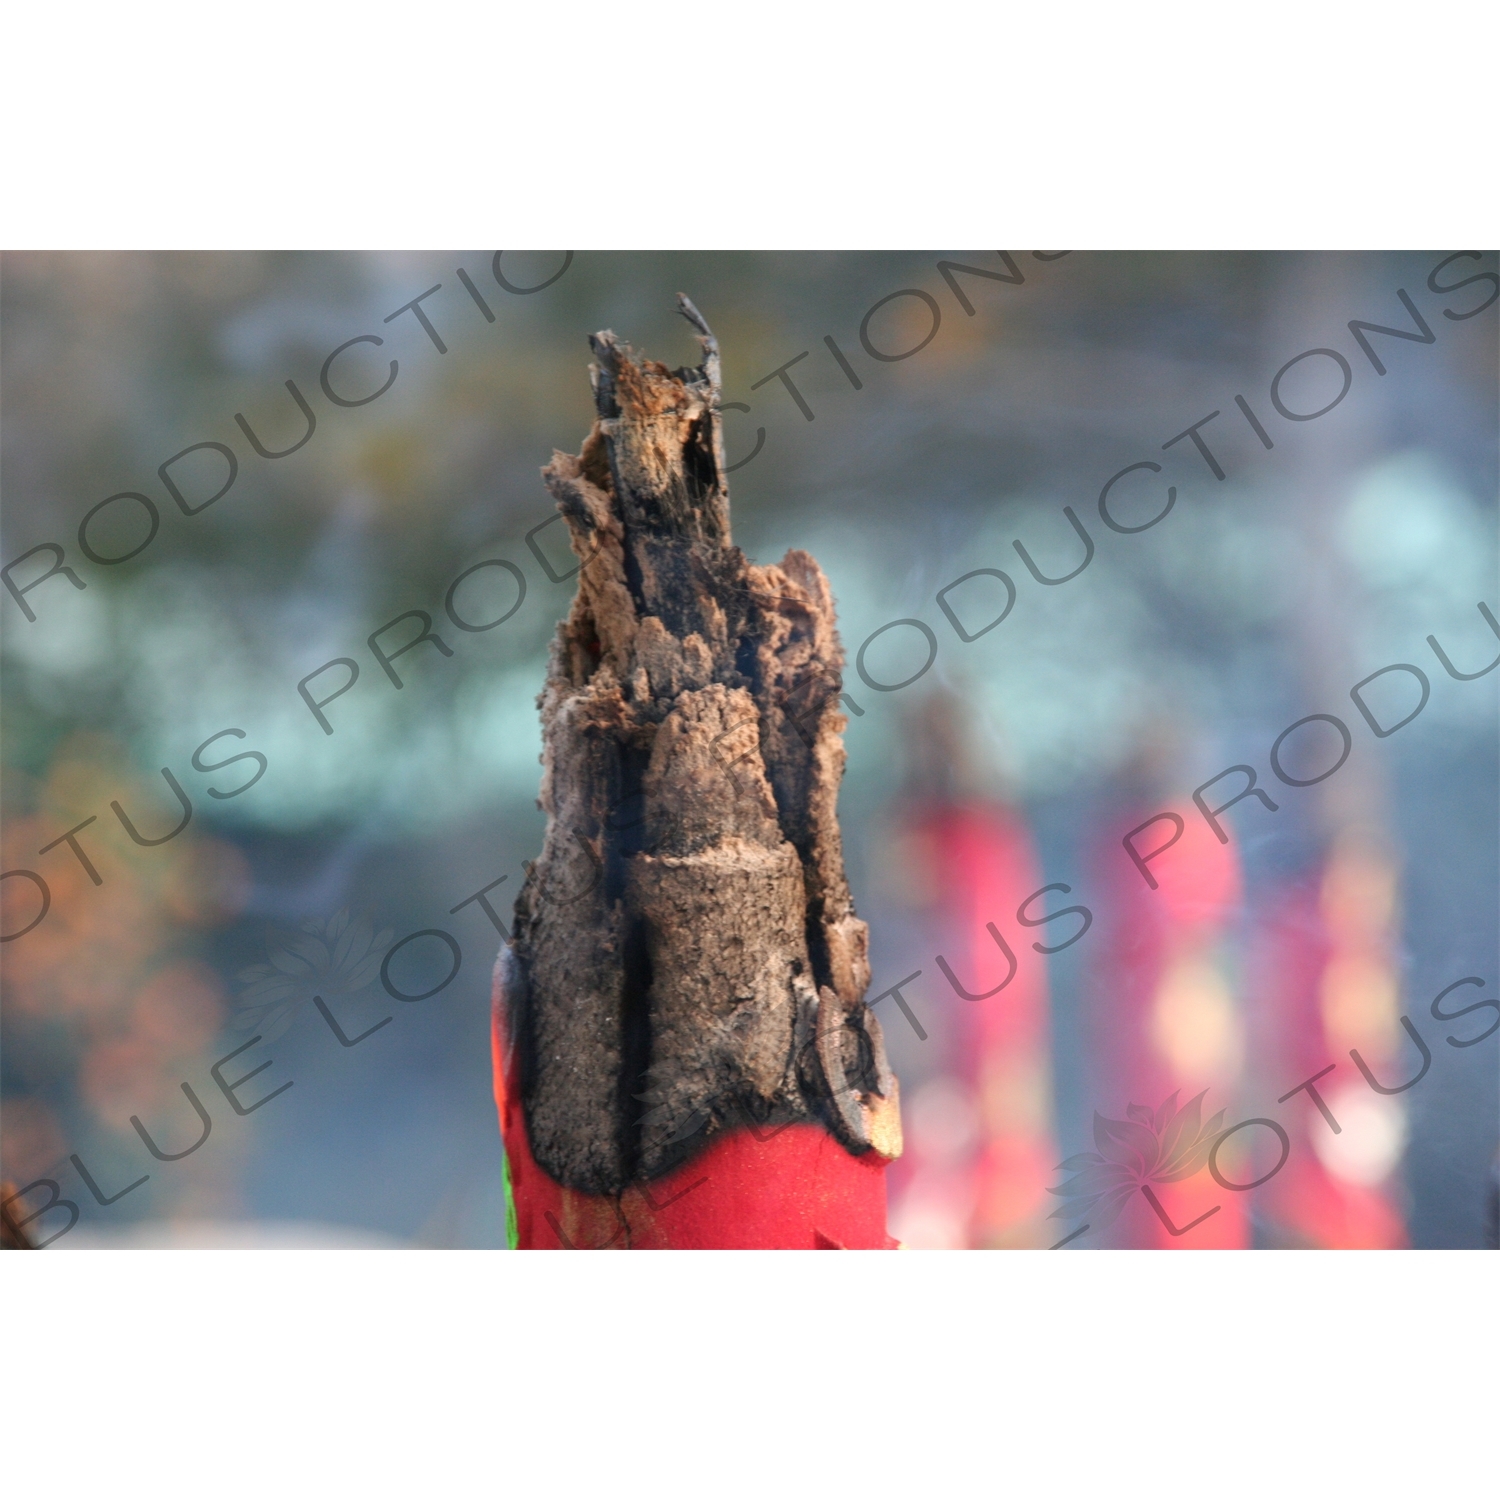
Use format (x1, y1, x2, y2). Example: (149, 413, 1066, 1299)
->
(498, 296, 901, 1202)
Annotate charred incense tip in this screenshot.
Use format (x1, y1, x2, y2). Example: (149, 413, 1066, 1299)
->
(508, 303, 897, 1194)
(675, 293, 711, 338)
(675, 293, 721, 396)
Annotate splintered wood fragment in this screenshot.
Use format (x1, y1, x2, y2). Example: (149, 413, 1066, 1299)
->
(499, 297, 901, 1208)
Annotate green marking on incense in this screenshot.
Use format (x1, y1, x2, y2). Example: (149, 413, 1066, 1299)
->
(502, 1149, 519, 1250)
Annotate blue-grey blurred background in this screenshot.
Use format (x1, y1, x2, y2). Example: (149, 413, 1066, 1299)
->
(2, 251, 1495, 1247)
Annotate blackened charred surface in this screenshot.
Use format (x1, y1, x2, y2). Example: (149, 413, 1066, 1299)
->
(735, 633, 760, 683)
(499, 941, 537, 1131)
(618, 914, 655, 1181)
(587, 333, 621, 420)
(603, 740, 653, 902)
(632, 538, 707, 641)
(681, 411, 722, 515)
(804, 906, 834, 997)
(620, 530, 650, 619)
(509, 302, 897, 1193)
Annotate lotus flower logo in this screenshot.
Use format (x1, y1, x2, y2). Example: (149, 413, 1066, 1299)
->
(233, 908, 394, 1041)
(1049, 1089, 1226, 1242)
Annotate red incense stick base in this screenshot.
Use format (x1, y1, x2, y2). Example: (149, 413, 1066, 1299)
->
(492, 963, 897, 1249)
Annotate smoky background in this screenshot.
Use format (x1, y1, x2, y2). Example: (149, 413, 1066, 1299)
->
(1, 250, 1494, 1246)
